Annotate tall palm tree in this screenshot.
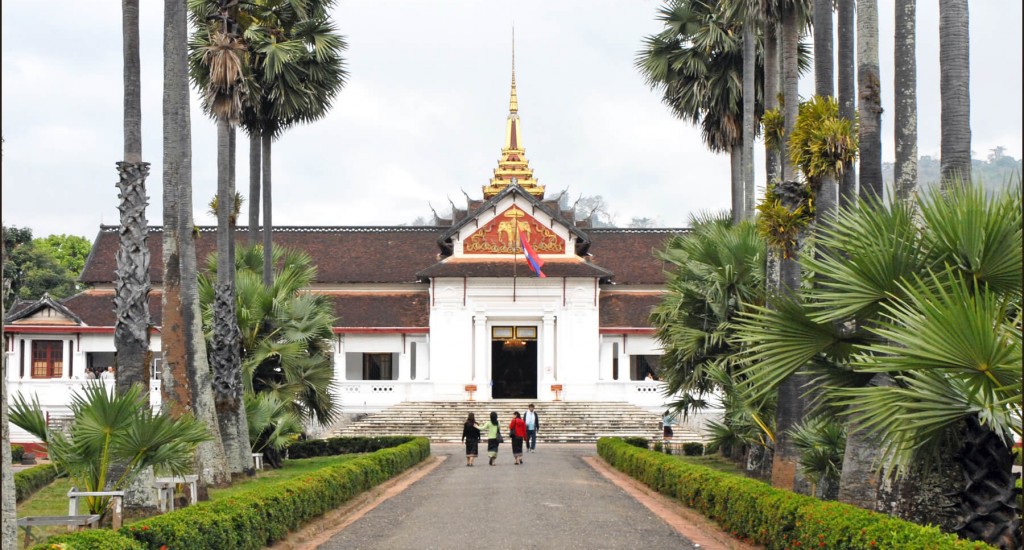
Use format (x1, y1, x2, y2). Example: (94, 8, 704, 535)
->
(894, 0, 917, 203)
(162, 0, 230, 492)
(762, 8, 781, 188)
(811, 0, 838, 228)
(836, 0, 856, 206)
(237, 0, 348, 285)
(778, 0, 806, 182)
(188, 0, 252, 477)
(739, 1, 758, 221)
(1, 228, 13, 550)
(939, 0, 971, 187)
(857, 0, 883, 199)
(113, 0, 157, 513)
(737, 183, 1022, 548)
(638, 0, 763, 223)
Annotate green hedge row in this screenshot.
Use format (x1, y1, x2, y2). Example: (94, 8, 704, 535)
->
(285, 435, 416, 458)
(16, 463, 60, 503)
(597, 437, 994, 550)
(36, 437, 430, 550)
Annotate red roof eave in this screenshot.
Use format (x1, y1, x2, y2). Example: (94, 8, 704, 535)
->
(333, 327, 429, 334)
(599, 327, 655, 335)
(4, 326, 162, 335)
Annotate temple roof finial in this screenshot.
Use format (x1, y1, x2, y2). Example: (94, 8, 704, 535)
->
(509, 26, 518, 114)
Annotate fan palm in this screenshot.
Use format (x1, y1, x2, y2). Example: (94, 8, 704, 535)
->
(200, 244, 339, 428)
(9, 384, 210, 517)
(736, 182, 1022, 548)
(651, 214, 772, 465)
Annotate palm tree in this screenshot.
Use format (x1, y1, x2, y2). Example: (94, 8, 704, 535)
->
(762, 6, 781, 188)
(237, 0, 348, 285)
(857, 0, 883, 199)
(894, 0, 917, 203)
(737, 183, 1022, 548)
(162, 0, 230, 492)
(10, 384, 210, 518)
(638, 0, 762, 223)
(811, 0, 838, 227)
(200, 244, 338, 428)
(836, 0, 856, 206)
(188, 0, 253, 477)
(1, 228, 14, 549)
(939, 0, 971, 187)
(651, 214, 773, 468)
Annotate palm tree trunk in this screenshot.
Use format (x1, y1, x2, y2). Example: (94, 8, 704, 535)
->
(248, 132, 261, 245)
(894, 0, 918, 203)
(262, 132, 273, 285)
(813, 0, 834, 98)
(1, 234, 15, 550)
(162, 0, 229, 494)
(213, 120, 251, 477)
(741, 15, 756, 221)
(781, 7, 800, 182)
(939, 0, 971, 188)
(730, 144, 743, 224)
(954, 416, 1022, 549)
(769, 179, 811, 495)
(857, 0, 883, 199)
(764, 19, 780, 188)
(837, 0, 857, 206)
(114, 0, 157, 515)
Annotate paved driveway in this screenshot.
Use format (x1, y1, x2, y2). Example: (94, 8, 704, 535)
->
(317, 443, 699, 550)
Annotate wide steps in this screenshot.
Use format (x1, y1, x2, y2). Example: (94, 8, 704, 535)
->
(329, 401, 698, 444)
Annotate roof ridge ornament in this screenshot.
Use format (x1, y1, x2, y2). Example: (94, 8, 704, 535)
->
(483, 27, 545, 200)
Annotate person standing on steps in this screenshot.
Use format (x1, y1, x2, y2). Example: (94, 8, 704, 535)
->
(462, 412, 481, 466)
(482, 411, 502, 466)
(524, 403, 540, 453)
(509, 411, 527, 465)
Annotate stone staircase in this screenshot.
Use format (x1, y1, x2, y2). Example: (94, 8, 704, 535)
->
(329, 401, 704, 444)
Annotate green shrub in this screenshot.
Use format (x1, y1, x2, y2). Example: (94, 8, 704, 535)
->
(622, 437, 649, 450)
(682, 442, 704, 456)
(15, 463, 60, 503)
(286, 435, 415, 458)
(652, 441, 663, 453)
(41, 437, 430, 550)
(11, 444, 25, 463)
(32, 528, 146, 550)
(597, 438, 993, 550)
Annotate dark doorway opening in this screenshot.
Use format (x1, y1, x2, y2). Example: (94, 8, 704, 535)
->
(491, 340, 538, 399)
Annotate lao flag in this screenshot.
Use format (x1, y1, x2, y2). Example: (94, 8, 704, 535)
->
(520, 233, 546, 278)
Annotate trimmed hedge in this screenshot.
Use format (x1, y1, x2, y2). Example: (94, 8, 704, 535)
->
(32, 529, 146, 550)
(12, 444, 25, 463)
(622, 437, 650, 450)
(597, 437, 994, 550)
(32, 437, 430, 550)
(16, 463, 61, 503)
(285, 435, 416, 458)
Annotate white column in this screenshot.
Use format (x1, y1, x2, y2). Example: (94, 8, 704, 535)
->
(542, 313, 556, 382)
(398, 336, 411, 381)
(473, 313, 488, 394)
(63, 339, 71, 379)
(334, 335, 347, 381)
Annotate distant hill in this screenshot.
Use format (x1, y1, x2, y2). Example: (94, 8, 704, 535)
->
(882, 150, 1021, 194)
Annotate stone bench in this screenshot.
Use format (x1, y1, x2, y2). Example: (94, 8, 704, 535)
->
(67, 488, 124, 529)
(153, 475, 199, 513)
(17, 514, 102, 546)
(252, 452, 264, 471)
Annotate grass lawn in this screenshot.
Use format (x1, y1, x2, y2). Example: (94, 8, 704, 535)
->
(15, 455, 362, 549)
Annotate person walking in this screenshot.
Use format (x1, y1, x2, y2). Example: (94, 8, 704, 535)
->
(482, 411, 502, 466)
(461, 412, 481, 466)
(509, 411, 527, 465)
(524, 403, 540, 452)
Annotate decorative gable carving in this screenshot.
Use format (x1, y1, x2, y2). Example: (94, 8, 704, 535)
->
(463, 206, 565, 255)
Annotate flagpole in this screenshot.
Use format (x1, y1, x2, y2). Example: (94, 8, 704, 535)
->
(513, 206, 518, 302)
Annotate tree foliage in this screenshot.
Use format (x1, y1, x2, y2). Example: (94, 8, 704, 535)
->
(2, 227, 91, 308)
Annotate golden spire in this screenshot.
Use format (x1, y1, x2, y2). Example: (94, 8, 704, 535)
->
(483, 27, 544, 200)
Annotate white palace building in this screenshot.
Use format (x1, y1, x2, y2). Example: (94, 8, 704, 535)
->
(5, 65, 690, 442)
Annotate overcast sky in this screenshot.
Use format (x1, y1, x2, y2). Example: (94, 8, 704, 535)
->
(2, 1, 1021, 240)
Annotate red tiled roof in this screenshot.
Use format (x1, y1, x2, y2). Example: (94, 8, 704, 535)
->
(80, 227, 443, 285)
(599, 292, 664, 328)
(416, 258, 613, 279)
(327, 292, 429, 328)
(586, 229, 682, 285)
(79, 226, 683, 286)
(61, 290, 163, 328)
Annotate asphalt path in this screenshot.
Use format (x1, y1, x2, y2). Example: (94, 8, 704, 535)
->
(317, 443, 699, 550)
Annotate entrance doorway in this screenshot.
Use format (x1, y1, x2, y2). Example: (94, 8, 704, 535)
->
(491, 326, 538, 399)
